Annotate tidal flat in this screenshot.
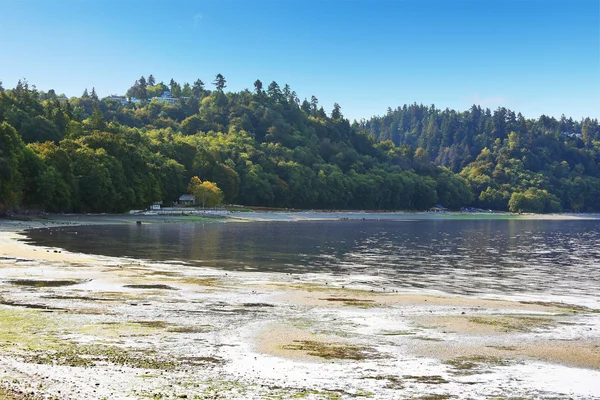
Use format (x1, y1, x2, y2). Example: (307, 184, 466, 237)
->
(0, 213, 599, 399)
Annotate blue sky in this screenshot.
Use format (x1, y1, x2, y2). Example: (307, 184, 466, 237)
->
(1, 0, 598, 121)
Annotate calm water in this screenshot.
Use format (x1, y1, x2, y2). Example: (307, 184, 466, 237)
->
(23, 219, 600, 298)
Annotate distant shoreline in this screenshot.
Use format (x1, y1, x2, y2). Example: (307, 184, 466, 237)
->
(2, 210, 600, 234)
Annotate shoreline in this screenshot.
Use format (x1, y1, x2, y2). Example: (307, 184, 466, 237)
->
(1, 213, 599, 398)
(3, 208, 600, 228)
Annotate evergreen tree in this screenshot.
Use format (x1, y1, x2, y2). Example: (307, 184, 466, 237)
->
(310, 95, 319, 115)
(213, 74, 226, 91)
(253, 79, 263, 95)
(316, 106, 327, 119)
(331, 103, 342, 120)
(192, 79, 204, 98)
(301, 99, 311, 114)
(88, 104, 106, 131)
(182, 83, 192, 97)
(171, 82, 182, 98)
(82, 88, 90, 98)
(148, 74, 156, 86)
(90, 87, 99, 101)
(138, 76, 148, 100)
(15, 79, 24, 93)
(267, 81, 282, 101)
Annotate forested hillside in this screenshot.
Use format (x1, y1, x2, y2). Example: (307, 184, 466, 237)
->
(0, 76, 473, 214)
(361, 105, 600, 213)
(2, 76, 599, 214)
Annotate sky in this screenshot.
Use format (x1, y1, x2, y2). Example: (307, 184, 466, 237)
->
(1, 0, 598, 121)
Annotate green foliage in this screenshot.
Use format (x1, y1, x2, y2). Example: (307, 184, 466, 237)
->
(0, 121, 24, 211)
(365, 104, 600, 212)
(508, 188, 561, 213)
(213, 74, 226, 92)
(188, 176, 224, 207)
(1, 77, 598, 214)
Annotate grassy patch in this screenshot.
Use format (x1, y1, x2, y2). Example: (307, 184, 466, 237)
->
(133, 320, 169, 329)
(319, 297, 377, 308)
(198, 379, 250, 399)
(6, 279, 88, 287)
(23, 344, 177, 370)
(178, 277, 221, 287)
(468, 315, 555, 332)
(411, 336, 444, 342)
(403, 375, 449, 384)
(0, 385, 31, 400)
(0, 307, 61, 350)
(242, 302, 275, 308)
(268, 283, 370, 295)
(362, 375, 404, 389)
(280, 340, 378, 360)
(287, 318, 314, 329)
(445, 356, 512, 375)
(40, 295, 119, 302)
(486, 345, 518, 351)
(123, 284, 178, 290)
(0, 298, 64, 311)
(178, 356, 224, 366)
(380, 330, 417, 336)
(518, 301, 599, 313)
(76, 321, 167, 338)
(146, 271, 183, 277)
(167, 325, 214, 334)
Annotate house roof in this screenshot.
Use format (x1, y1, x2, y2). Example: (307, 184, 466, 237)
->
(179, 194, 195, 201)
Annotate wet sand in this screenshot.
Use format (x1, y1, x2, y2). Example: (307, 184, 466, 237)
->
(1, 214, 599, 399)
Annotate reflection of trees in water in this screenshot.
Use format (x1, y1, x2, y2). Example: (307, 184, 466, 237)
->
(24, 220, 600, 296)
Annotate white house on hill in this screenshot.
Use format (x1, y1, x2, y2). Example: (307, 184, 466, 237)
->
(103, 95, 128, 106)
(153, 91, 179, 105)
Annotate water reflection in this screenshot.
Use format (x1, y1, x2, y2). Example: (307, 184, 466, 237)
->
(24, 219, 600, 298)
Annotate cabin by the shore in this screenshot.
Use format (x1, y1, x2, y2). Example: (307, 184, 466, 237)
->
(177, 194, 195, 206)
(429, 204, 447, 212)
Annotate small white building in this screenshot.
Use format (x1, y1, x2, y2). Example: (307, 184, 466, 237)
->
(152, 91, 179, 105)
(103, 95, 128, 106)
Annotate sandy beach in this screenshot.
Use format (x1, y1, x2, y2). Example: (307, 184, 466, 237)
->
(1, 213, 599, 399)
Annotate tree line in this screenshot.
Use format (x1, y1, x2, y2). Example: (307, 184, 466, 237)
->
(2, 75, 595, 214)
(360, 104, 600, 212)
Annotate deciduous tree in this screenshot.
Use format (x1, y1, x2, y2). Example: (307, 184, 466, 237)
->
(187, 176, 224, 207)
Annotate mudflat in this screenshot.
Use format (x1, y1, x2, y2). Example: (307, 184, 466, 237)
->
(0, 214, 599, 399)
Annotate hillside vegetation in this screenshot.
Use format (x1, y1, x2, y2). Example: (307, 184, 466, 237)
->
(1, 76, 598, 214)
(362, 104, 600, 213)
